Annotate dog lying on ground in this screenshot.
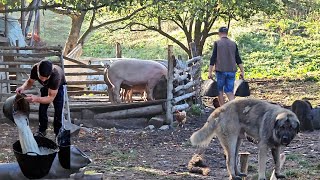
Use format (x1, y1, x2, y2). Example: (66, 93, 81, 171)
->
(190, 98, 300, 180)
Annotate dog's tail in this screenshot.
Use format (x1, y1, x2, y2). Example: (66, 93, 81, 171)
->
(190, 115, 219, 147)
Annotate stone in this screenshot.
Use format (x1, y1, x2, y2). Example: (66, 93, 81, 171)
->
(145, 125, 155, 130)
(148, 116, 165, 128)
(159, 125, 170, 130)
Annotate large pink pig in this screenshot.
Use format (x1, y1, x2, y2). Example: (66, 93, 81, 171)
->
(103, 59, 167, 103)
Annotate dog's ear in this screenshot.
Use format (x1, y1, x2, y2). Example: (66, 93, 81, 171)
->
(290, 117, 300, 133)
(275, 112, 287, 129)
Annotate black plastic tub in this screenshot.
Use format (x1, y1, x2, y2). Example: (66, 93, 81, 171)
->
(12, 136, 58, 179)
(3, 93, 30, 124)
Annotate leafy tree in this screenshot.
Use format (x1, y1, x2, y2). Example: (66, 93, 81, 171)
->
(1, 0, 150, 56)
(114, 0, 282, 58)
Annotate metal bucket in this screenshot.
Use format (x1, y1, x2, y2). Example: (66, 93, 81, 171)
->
(13, 136, 58, 179)
(2, 93, 30, 124)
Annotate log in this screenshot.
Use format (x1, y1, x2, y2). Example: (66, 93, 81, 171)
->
(70, 100, 165, 112)
(173, 91, 196, 104)
(174, 67, 191, 74)
(76, 118, 148, 129)
(174, 80, 199, 93)
(94, 104, 164, 119)
(172, 103, 189, 112)
(186, 56, 201, 65)
(173, 74, 189, 83)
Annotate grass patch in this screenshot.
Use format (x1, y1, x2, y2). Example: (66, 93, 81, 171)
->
(286, 154, 301, 161)
(285, 169, 301, 178)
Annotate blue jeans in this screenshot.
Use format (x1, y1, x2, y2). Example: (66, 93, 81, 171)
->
(39, 85, 64, 136)
(216, 71, 236, 93)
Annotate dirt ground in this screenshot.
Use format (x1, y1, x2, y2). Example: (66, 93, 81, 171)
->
(1, 80, 320, 180)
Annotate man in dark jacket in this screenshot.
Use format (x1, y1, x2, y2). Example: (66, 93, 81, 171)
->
(208, 26, 244, 105)
(16, 60, 66, 137)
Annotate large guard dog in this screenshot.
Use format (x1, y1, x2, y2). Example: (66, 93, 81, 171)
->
(190, 98, 300, 180)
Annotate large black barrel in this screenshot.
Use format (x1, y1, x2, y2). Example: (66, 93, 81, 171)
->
(12, 136, 58, 179)
(3, 93, 30, 124)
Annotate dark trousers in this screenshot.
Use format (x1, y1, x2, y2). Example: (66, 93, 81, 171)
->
(39, 85, 64, 136)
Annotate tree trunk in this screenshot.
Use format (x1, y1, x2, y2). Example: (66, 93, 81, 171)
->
(63, 12, 86, 56)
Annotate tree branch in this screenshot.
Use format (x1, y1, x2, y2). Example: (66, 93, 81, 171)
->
(1, 2, 107, 13)
(77, 6, 147, 45)
(130, 22, 190, 55)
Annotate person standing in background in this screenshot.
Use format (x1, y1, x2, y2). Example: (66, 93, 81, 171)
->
(208, 26, 245, 106)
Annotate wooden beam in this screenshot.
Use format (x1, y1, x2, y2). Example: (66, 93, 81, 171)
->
(67, 90, 108, 96)
(94, 104, 164, 119)
(186, 56, 201, 65)
(66, 80, 105, 85)
(0, 61, 34, 65)
(174, 80, 199, 93)
(21, 0, 26, 36)
(173, 91, 196, 104)
(64, 64, 103, 69)
(115, 42, 122, 58)
(65, 71, 104, 76)
(70, 99, 166, 113)
(0, 46, 62, 51)
(0, 51, 61, 57)
(166, 45, 174, 126)
(172, 103, 189, 112)
(0, 68, 31, 73)
(63, 56, 103, 72)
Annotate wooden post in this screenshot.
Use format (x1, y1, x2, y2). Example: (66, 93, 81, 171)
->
(115, 42, 122, 58)
(15, 40, 23, 84)
(25, 0, 37, 38)
(166, 45, 174, 125)
(36, 0, 41, 36)
(4, 5, 8, 37)
(189, 42, 202, 105)
(21, 0, 26, 36)
(189, 42, 197, 58)
(239, 152, 250, 180)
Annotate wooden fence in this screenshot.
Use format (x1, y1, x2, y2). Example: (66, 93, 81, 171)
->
(0, 44, 202, 127)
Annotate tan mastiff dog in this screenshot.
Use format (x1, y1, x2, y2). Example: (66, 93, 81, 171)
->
(190, 98, 300, 180)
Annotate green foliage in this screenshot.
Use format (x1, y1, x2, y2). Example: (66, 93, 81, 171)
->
(188, 104, 202, 116)
(83, 27, 187, 59)
(234, 19, 320, 80)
